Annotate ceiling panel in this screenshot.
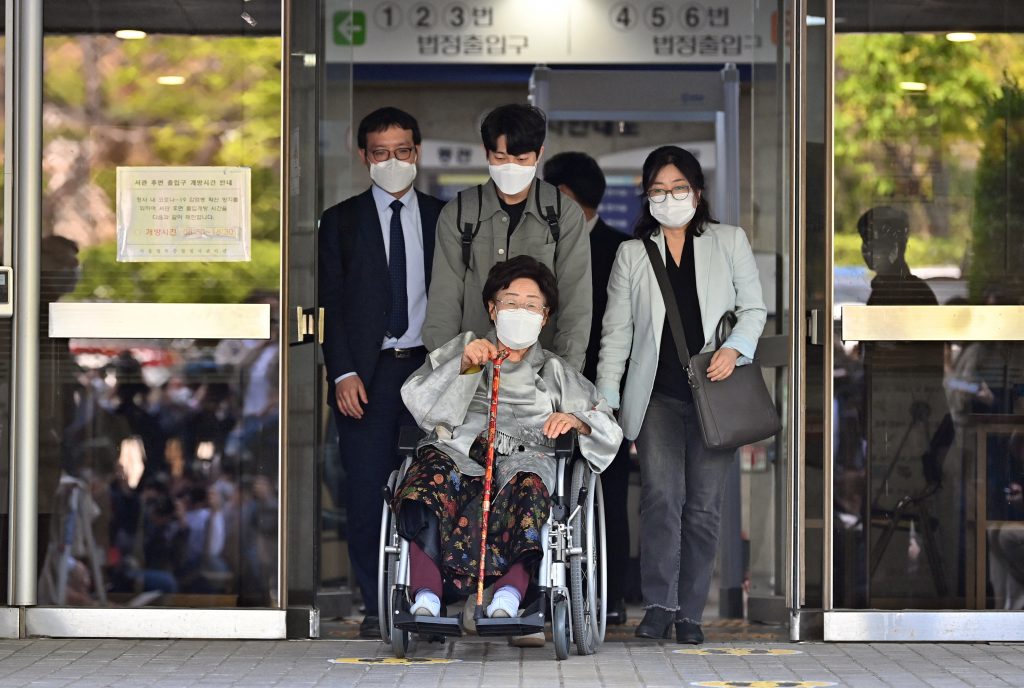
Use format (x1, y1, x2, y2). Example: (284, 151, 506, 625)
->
(838, 0, 1020, 33)
(2, 1, 1021, 40)
(1, 0, 281, 35)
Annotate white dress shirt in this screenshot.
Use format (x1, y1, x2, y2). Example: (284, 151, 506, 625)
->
(335, 184, 426, 384)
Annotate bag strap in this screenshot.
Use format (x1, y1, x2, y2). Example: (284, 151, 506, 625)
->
(535, 178, 562, 242)
(715, 310, 738, 349)
(459, 185, 483, 270)
(458, 185, 484, 271)
(643, 238, 692, 372)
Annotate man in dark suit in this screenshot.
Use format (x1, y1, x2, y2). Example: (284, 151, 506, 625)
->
(544, 151, 631, 624)
(318, 107, 444, 638)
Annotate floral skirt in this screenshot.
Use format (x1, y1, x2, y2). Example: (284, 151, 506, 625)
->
(393, 446, 549, 595)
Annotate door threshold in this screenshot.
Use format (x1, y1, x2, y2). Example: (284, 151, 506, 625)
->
(824, 610, 1024, 641)
(25, 607, 286, 639)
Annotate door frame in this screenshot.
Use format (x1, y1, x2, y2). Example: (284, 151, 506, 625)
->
(2, 0, 297, 639)
(809, 0, 1024, 641)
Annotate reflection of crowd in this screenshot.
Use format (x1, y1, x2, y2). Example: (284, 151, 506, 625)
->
(833, 207, 1024, 610)
(37, 258, 281, 607)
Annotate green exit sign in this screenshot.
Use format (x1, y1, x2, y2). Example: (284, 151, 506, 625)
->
(333, 11, 366, 46)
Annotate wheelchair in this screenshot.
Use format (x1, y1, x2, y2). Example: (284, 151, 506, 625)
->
(377, 427, 607, 660)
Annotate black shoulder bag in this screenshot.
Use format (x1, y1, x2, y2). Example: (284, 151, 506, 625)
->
(643, 238, 780, 450)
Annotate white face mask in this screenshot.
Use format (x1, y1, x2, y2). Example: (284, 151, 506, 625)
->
(495, 309, 544, 350)
(649, 196, 697, 229)
(488, 162, 536, 196)
(369, 158, 417, 194)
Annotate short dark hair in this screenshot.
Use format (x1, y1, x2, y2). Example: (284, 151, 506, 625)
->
(480, 104, 546, 155)
(543, 152, 606, 210)
(356, 107, 421, 150)
(481, 256, 559, 317)
(856, 206, 909, 246)
(634, 146, 716, 240)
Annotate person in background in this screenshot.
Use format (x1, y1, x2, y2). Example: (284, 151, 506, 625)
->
(318, 107, 444, 638)
(543, 151, 631, 624)
(422, 103, 591, 370)
(597, 146, 766, 644)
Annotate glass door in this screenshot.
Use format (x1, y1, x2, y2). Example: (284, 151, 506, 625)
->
(10, 0, 291, 638)
(282, 0, 354, 637)
(823, 0, 1024, 640)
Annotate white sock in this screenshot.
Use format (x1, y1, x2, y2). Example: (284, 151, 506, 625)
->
(486, 586, 521, 618)
(409, 590, 441, 617)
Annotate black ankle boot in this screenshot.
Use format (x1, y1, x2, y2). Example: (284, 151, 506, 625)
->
(634, 607, 674, 639)
(674, 619, 704, 644)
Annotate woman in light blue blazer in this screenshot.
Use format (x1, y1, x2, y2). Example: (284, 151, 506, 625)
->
(596, 146, 766, 644)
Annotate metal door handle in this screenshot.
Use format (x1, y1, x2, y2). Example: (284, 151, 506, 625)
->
(808, 309, 824, 346)
(293, 306, 324, 345)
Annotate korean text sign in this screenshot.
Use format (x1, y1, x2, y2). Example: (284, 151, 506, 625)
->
(116, 167, 252, 262)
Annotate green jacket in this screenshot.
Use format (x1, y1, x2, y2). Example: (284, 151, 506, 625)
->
(422, 179, 592, 370)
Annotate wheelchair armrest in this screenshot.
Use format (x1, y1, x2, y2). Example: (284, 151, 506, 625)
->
(555, 430, 577, 462)
(398, 426, 426, 458)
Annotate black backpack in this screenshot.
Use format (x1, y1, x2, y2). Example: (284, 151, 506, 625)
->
(456, 178, 562, 270)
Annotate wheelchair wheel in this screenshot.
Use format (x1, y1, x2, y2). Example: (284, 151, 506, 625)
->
(377, 469, 399, 643)
(569, 461, 607, 655)
(552, 596, 571, 661)
(390, 588, 411, 658)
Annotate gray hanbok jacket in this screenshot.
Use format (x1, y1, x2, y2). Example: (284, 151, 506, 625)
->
(401, 331, 623, 495)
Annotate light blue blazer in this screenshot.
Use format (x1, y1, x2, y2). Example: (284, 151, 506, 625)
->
(596, 224, 767, 441)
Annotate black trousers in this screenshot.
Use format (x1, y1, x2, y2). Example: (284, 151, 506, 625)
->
(333, 351, 424, 616)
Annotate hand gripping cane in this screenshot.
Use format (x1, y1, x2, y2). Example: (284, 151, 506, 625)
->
(476, 349, 510, 616)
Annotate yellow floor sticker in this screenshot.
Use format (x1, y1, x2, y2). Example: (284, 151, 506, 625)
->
(329, 657, 460, 665)
(690, 682, 836, 687)
(676, 648, 803, 656)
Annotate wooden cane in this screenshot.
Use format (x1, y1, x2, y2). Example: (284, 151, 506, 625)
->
(476, 348, 510, 611)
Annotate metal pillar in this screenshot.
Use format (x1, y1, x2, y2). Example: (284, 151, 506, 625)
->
(717, 63, 742, 227)
(7, 0, 43, 607)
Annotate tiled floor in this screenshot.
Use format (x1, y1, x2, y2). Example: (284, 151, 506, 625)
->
(0, 637, 1022, 687)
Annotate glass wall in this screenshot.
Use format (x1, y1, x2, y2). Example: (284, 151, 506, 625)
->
(0, 8, 8, 606)
(35, 3, 283, 608)
(832, 1, 1024, 610)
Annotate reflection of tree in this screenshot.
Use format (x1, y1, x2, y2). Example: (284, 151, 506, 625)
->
(971, 80, 1024, 304)
(36, 34, 282, 302)
(834, 34, 1024, 269)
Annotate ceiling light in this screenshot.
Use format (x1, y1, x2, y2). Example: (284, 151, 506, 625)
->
(115, 29, 147, 40)
(946, 32, 977, 42)
(157, 75, 186, 86)
(899, 81, 927, 91)
(806, 16, 826, 26)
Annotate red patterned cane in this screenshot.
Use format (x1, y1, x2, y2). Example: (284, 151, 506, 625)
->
(477, 348, 510, 610)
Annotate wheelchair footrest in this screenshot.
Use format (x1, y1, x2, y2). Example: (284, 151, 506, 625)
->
(474, 609, 546, 637)
(393, 610, 463, 637)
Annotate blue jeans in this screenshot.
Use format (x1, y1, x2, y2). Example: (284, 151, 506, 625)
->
(635, 392, 735, 621)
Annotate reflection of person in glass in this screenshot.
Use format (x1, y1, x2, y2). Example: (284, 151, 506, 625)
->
(846, 206, 954, 607)
(988, 432, 1024, 609)
(946, 287, 1024, 608)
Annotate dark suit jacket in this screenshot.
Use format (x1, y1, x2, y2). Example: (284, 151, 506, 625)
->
(584, 218, 629, 382)
(318, 188, 444, 397)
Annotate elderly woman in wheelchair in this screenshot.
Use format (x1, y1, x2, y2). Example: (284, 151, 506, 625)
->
(382, 256, 622, 658)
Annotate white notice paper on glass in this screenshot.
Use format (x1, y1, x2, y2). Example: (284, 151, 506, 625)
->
(116, 166, 251, 262)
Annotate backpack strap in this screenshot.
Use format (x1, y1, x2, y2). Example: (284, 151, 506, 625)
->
(535, 178, 562, 243)
(459, 184, 484, 271)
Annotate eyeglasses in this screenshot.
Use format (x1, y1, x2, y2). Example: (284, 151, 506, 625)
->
(369, 146, 415, 163)
(647, 185, 692, 203)
(493, 298, 548, 315)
